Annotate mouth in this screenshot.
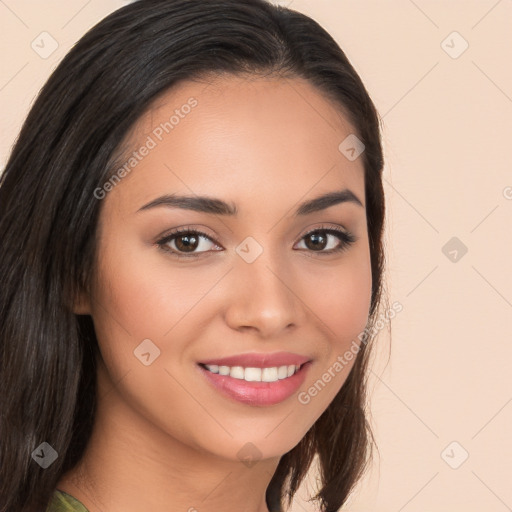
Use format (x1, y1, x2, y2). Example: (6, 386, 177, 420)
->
(196, 360, 312, 406)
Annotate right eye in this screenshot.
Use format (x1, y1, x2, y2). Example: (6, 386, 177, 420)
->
(156, 227, 223, 259)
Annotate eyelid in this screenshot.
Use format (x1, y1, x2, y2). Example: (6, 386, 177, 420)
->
(299, 223, 350, 239)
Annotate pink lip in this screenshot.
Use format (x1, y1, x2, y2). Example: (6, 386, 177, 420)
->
(199, 351, 311, 368)
(197, 360, 313, 406)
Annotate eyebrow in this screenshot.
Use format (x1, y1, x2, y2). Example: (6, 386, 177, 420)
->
(137, 188, 364, 216)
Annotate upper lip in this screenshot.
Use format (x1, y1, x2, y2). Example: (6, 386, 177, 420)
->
(199, 351, 311, 368)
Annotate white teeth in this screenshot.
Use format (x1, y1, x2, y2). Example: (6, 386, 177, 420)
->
(277, 366, 288, 379)
(204, 364, 301, 382)
(244, 367, 261, 382)
(262, 367, 278, 382)
(218, 366, 230, 375)
(230, 366, 245, 379)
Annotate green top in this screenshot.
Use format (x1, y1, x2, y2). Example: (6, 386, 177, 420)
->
(46, 490, 89, 512)
(46, 488, 281, 512)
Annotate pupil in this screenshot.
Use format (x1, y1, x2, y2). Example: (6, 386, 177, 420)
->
(176, 234, 198, 252)
(307, 232, 326, 250)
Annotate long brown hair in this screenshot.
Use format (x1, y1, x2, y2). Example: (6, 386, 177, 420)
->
(0, 1, 387, 511)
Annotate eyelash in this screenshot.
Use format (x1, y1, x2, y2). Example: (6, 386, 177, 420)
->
(156, 225, 357, 260)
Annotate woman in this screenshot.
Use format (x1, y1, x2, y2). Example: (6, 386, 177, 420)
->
(0, 1, 388, 511)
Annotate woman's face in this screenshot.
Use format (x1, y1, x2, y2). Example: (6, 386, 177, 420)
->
(80, 74, 372, 462)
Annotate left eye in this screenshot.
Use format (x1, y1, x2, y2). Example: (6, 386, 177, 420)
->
(296, 228, 354, 252)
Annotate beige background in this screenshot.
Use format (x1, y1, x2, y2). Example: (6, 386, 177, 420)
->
(1, 1, 511, 511)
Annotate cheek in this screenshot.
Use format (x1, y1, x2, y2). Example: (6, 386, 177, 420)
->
(298, 251, 372, 402)
(88, 241, 231, 395)
(304, 253, 372, 344)
(295, 271, 371, 414)
(91, 240, 215, 341)
(331, 266, 372, 340)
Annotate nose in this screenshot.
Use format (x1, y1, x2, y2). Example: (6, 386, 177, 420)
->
(223, 248, 306, 338)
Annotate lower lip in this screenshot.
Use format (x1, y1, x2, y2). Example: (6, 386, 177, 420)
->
(197, 362, 312, 406)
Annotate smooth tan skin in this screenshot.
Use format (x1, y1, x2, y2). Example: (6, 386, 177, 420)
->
(57, 75, 372, 512)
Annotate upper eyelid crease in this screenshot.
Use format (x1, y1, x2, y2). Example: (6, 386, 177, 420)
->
(137, 189, 364, 216)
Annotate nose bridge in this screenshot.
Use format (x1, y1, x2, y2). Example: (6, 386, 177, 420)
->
(225, 236, 302, 335)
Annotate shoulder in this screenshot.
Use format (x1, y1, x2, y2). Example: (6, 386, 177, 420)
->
(45, 489, 90, 512)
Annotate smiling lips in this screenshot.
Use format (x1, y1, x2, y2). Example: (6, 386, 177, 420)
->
(198, 350, 310, 382)
(197, 351, 312, 406)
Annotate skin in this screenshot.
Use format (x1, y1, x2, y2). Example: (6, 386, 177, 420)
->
(57, 74, 372, 512)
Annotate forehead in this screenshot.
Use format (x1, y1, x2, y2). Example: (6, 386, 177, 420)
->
(104, 74, 365, 216)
